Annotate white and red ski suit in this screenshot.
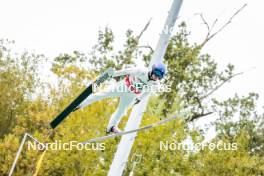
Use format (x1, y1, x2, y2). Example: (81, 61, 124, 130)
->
(79, 67, 159, 131)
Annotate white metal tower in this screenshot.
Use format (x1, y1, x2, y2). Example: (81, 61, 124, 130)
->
(108, 0, 183, 175)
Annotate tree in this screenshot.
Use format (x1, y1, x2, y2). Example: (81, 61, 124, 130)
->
(0, 13, 263, 175)
(0, 39, 44, 137)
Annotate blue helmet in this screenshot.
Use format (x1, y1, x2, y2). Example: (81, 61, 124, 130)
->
(151, 63, 167, 79)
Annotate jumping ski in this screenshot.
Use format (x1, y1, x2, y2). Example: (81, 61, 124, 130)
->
(50, 68, 114, 129)
(81, 115, 178, 144)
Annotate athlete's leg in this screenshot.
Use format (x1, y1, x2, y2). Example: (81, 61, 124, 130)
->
(78, 85, 122, 109)
(106, 93, 136, 131)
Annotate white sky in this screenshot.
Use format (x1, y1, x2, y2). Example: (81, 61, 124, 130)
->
(1, 0, 263, 136)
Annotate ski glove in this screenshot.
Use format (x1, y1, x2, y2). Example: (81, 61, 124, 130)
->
(134, 98, 141, 105)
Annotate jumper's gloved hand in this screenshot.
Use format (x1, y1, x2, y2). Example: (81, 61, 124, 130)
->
(134, 98, 141, 105)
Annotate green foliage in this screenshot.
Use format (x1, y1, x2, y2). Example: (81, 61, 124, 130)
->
(213, 93, 264, 157)
(0, 22, 263, 176)
(160, 22, 237, 118)
(0, 39, 43, 137)
(89, 27, 140, 73)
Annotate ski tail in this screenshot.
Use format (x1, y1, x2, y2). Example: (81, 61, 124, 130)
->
(50, 86, 93, 129)
(49, 68, 114, 129)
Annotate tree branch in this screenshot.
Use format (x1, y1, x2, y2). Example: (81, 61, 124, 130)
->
(186, 112, 213, 122)
(138, 45, 154, 52)
(201, 71, 244, 100)
(199, 13, 210, 40)
(137, 18, 152, 41)
(200, 4, 247, 47)
(194, 95, 204, 114)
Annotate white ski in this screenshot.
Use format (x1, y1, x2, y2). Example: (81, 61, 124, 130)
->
(81, 115, 178, 144)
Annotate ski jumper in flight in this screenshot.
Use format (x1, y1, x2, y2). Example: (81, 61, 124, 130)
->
(75, 63, 167, 133)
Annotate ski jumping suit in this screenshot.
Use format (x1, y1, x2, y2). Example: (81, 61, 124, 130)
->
(79, 67, 159, 131)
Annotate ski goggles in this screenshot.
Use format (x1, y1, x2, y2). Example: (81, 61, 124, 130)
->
(152, 70, 164, 79)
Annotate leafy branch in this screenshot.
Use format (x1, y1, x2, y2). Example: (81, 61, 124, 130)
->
(199, 4, 247, 47)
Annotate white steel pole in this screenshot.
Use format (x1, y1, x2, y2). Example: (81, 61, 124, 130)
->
(108, 0, 183, 175)
(108, 95, 150, 176)
(8, 133, 28, 176)
(8, 133, 46, 176)
(149, 0, 183, 67)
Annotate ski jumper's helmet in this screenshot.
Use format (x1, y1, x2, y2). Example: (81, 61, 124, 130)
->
(151, 63, 167, 79)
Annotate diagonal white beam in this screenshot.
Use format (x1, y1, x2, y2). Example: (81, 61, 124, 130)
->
(108, 0, 183, 175)
(149, 0, 183, 67)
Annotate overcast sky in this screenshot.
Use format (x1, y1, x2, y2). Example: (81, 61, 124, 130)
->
(1, 0, 263, 130)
